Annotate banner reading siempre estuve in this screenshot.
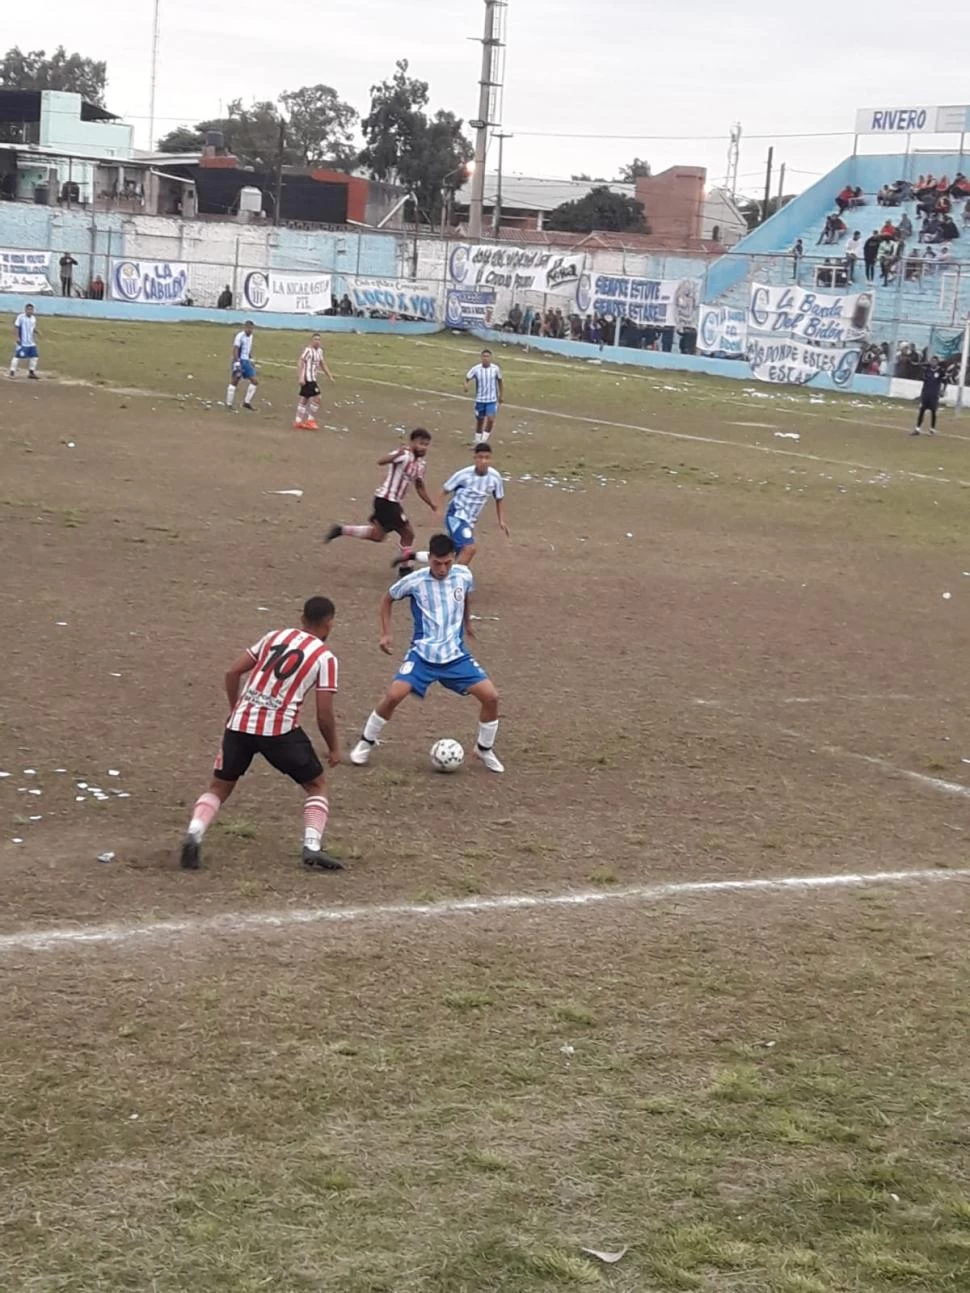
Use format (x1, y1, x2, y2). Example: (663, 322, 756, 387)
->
(0, 249, 53, 295)
(745, 282, 871, 387)
(449, 243, 585, 296)
(111, 260, 189, 304)
(348, 277, 438, 321)
(242, 269, 332, 314)
(578, 272, 700, 327)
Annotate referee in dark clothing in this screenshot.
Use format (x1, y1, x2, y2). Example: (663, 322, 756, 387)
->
(911, 359, 946, 435)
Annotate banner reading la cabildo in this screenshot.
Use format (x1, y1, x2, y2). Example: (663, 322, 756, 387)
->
(746, 282, 871, 386)
(111, 259, 189, 304)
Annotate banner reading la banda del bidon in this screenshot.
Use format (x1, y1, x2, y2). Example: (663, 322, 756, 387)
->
(746, 282, 871, 386)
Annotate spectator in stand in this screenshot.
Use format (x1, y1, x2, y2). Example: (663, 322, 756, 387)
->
(904, 247, 924, 282)
(876, 184, 894, 207)
(339, 294, 353, 316)
(521, 305, 534, 334)
(922, 245, 938, 275)
(940, 213, 960, 241)
(963, 199, 970, 227)
(570, 314, 582, 340)
(530, 311, 541, 336)
(217, 284, 233, 309)
(837, 183, 856, 213)
(898, 211, 914, 240)
(88, 275, 105, 300)
(844, 230, 862, 282)
(507, 302, 523, 333)
(891, 179, 914, 202)
(921, 212, 942, 243)
(879, 217, 898, 239)
(936, 194, 952, 216)
(916, 174, 936, 197)
(880, 239, 900, 286)
(581, 316, 592, 343)
(59, 252, 78, 296)
(936, 175, 950, 195)
(590, 317, 602, 344)
(792, 237, 804, 281)
(863, 230, 881, 282)
(951, 173, 970, 196)
(819, 213, 845, 244)
(911, 357, 946, 435)
(938, 244, 952, 270)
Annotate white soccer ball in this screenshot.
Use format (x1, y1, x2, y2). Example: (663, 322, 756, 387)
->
(430, 738, 464, 773)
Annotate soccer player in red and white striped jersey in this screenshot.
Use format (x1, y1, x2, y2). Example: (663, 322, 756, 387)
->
(293, 333, 334, 430)
(325, 428, 437, 574)
(180, 596, 344, 873)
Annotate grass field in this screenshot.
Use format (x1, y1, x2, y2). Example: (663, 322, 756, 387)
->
(2, 316, 970, 1292)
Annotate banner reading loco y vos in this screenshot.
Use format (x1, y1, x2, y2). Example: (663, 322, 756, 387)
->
(449, 243, 585, 296)
(748, 282, 873, 345)
(348, 277, 439, 321)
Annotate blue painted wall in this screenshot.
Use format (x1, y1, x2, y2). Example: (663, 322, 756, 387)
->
(474, 327, 892, 398)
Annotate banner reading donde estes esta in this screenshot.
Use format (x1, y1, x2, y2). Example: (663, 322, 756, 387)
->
(745, 282, 871, 387)
(449, 243, 585, 295)
(242, 270, 332, 314)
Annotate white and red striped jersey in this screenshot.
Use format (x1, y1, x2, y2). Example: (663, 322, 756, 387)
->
(375, 447, 426, 503)
(300, 344, 325, 385)
(228, 628, 338, 737)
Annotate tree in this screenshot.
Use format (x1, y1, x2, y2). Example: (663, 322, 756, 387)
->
(738, 194, 794, 230)
(278, 84, 358, 169)
(546, 186, 648, 234)
(0, 45, 107, 104)
(157, 86, 358, 168)
(360, 59, 472, 222)
(617, 157, 651, 182)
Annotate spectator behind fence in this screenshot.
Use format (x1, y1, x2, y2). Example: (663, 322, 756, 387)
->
(837, 184, 856, 213)
(819, 213, 847, 245)
(791, 237, 804, 280)
(59, 252, 78, 297)
(88, 275, 105, 300)
(507, 302, 523, 333)
(921, 212, 942, 243)
(217, 284, 233, 309)
(844, 230, 862, 282)
(863, 230, 881, 281)
(898, 211, 913, 240)
(879, 217, 898, 240)
(880, 239, 901, 286)
(941, 214, 960, 241)
(339, 294, 353, 316)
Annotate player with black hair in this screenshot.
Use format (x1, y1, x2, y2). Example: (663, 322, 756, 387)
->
(179, 596, 344, 872)
(350, 533, 504, 772)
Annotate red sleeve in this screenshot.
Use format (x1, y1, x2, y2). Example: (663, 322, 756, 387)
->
(315, 652, 338, 692)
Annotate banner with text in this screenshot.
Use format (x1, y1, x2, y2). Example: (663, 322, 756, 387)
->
(449, 244, 585, 296)
(242, 269, 332, 314)
(348, 277, 439, 321)
(577, 272, 700, 327)
(854, 104, 970, 135)
(698, 304, 747, 356)
(111, 259, 188, 304)
(445, 288, 497, 330)
(0, 249, 52, 295)
(749, 283, 872, 345)
(747, 282, 868, 386)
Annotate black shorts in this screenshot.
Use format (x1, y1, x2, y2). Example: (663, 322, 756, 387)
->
(370, 495, 409, 535)
(299, 381, 320, 399)
(214, 727, 323, 784)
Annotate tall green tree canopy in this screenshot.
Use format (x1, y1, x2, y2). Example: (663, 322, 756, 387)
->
(546, 187, 648, 234)
(0, 45, 106, 104)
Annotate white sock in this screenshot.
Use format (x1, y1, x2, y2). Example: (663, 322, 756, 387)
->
(308, 400, 320, 420)
(362, 711, 387, 743)
(295, 401, 307, 422)
(8, 362, 17, 376)
(226, 384, 236, 406)
(28, 357, 38, 372)
(244, 383, 257, 406)
(477, 719, 499, 751)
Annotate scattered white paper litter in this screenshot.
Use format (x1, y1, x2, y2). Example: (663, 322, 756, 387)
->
(108, 770, 120, 777)
(11, 838, 23, 844)
(97, 852, 116, 863)
(774, 432, 800, 440)
(28, 789, 41, 796)
(29, 815, 42, 821)
(580, 1246, 628, 1265)
(943, 592, 952, 600)
(55, 621, 68, 627)
(0, 772, 10, 779)
(269, 489, 304, 498)
(109, 672, 122, 678)
(256, 606, 270, 612)
(23, 769, 36, 776)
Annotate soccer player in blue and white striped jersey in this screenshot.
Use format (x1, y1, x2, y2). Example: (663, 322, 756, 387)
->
(395, 442, 509, 568)
(9, 304, 39, 380)
(350, 532, 504, 773)
(464, 349, 503, 444)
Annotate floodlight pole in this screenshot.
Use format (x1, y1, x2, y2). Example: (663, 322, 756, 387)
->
(148, 0, 161, 149)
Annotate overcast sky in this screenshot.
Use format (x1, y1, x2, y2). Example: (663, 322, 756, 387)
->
(8, 1, 970, 201)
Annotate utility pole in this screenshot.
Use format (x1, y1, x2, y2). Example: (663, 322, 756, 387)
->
(776, 161, 786, 209)
(761, 146, 774, 225)
(726, 122, 741, 198)
(273, 117, 286, 227)
(468, 0, 505, 239)
(148, 0, 161, 149)
(492, 131, 513, 234)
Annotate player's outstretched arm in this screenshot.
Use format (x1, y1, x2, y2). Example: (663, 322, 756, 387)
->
(415, 480, 438, 514)
(377, 448, 405, 466)
(379, 591, 395, 654)
(224, 649, 256, 708)
(495, 496, 510, 537)
(315, 691, 342, 766)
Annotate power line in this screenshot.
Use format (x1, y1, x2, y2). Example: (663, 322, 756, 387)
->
(507, 129, 856, 142)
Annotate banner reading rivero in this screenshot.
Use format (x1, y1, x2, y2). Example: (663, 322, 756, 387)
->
(449, 243, 584, 295)
(578, 273, 700, 327)
(111, 260, 189, 304)
(242, 270, 332, 314)
(745, 283, 871, 387)
(349, 277, 439, 321)
(0, 249, 53, 295)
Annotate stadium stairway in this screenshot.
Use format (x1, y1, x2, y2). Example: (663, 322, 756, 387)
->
(705, 152, 970, 356)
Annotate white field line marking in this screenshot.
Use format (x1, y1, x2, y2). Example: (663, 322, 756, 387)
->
(354, 375, 970, 487)
(1, 868, 966, 955)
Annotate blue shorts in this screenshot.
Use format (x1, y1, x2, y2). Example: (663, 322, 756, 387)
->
(395, 648, 488, 699)
(475, 400, 497, 419)
(233, 359, 256, 380)
(445, 508, 476, 552)
(16, 345, 38, 360)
